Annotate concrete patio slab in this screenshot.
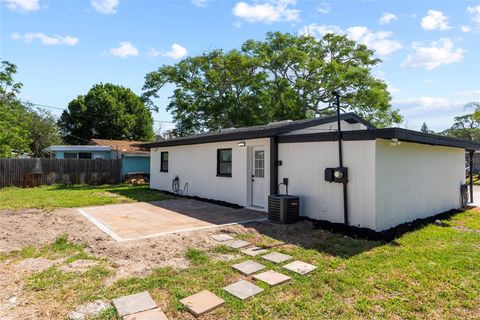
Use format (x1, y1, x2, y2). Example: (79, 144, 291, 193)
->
(283, 261, 317, 275)
(123, 308, 168, 320)
(223, 280, 264, 300)
(112, 292, 157, 317)
(78, 199, 266, 242)
(253, 270, 291, 286)
(226, 239, 251, 249)
(241, 246, 268, 257)
(261, 252, 293, 264)
(232, 260, 266, 275)
(212, 234, 234, 242)
(179, 290, 224, 317)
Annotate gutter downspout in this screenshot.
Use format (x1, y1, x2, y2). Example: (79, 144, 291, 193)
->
(270, 136, 279, 195)
(469, 150, 474, 203)
(333, 91, 349, 226)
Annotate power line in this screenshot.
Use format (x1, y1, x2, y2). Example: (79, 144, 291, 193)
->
(20, 99, 175, 124)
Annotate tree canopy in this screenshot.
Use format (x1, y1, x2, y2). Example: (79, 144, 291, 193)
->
(442, 103, 480, 142)
(59, 83, 155, 144)
(0, 61, 62, 158)
(143, 32, 402, 136)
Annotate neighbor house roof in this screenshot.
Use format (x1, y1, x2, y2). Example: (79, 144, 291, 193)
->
(141, 113, 374, 148)
(44, 145, 111, 152)
(89, 139, 150, 155)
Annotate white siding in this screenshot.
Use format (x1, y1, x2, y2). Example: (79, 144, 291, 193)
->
(374, 140, 465, 231)
(150, 138, 270, 209)
(277, 140, 376, 229)
(284, 120, 367, 135)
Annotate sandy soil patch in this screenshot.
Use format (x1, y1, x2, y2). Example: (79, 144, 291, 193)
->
(0, 207, 317, 319)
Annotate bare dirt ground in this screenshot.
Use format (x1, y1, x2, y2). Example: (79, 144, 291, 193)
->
(0, 207, 316, 319)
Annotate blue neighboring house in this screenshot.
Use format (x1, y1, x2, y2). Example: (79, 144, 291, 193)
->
(44, 139, 150, 179)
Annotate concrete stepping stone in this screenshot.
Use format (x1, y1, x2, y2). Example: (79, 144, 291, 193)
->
(223, 280, 264, 300)
(123, 308, 168, 320)
(232, 260, 266, 275)
(261, 252, 292, 264)
(283, 260, 317, 275)
(112, 292, 157, 317)
(179, 290, 224, 317)
(226, 239, 251, 249)
(241, 246, 268, 257)
(253, 270, 291, 286)
(212, 234, 234, 242)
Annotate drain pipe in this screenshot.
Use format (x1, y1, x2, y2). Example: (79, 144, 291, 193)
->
(332, 91, 349, 226)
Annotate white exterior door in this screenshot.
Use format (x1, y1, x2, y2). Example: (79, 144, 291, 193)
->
(251, 146, 265, 207)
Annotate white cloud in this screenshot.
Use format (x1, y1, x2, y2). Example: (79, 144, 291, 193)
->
(317, 2, 330, 14)
(401, 38, 465, 70)
(421, 10, 450, 30)
(300, 24, 402, 56)
(232, 0, 300, 24)
(192, 0, 208, 7)
(110, 42, 139, 57)
(467, 5, 480, 30)
(4, 0, 39, 12)
(91, 0, 118, 14)
(11, 32, 78, 46)
(379, 12, 397, 25)
(149, 43, 188, 59)
(461, 25, 472, 33)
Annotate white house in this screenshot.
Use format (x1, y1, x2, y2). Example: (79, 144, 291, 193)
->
(142, 113, 479, 232)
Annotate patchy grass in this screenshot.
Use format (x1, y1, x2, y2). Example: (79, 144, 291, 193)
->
(0, 184, 172, 210)
(185, 247, 209, 264)
(6, 210, 480, 319)
(444, 209, 480, 230)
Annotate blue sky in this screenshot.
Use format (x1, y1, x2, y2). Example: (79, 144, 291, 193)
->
(1, 0, 479, 133)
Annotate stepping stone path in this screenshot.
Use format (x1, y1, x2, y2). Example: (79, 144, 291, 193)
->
(283, 260, 317, 275)
(226, 239, 251, 249)
(253, 270, 291, 286)
(241, 246, 268, 257)
(261, 252, 293, 264)
(223, 280, 264, 300)
(112, 292, 157, 317)
(212, 234, 234, 242)
(180, 290, 225, 317)
(123, 308, 168, 320)
(232, 260, 266, 275)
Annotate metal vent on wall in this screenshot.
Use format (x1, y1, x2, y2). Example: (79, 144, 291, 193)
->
(268, 195, 300, 224)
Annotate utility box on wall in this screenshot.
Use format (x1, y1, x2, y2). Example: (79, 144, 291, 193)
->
(324, 167, 348, 183)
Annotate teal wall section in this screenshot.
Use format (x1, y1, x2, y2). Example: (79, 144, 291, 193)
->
(54, 151, 111, 159)
(122, 156, 150, 176)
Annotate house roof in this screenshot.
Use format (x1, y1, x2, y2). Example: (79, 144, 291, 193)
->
(89, 139, 150, 154)
(278, 128, 480, 151)
(44, 145, 111, 152)
(141, 113, 374, 148)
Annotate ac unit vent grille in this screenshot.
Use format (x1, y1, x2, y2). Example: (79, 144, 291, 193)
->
(268, 195, 300, 224)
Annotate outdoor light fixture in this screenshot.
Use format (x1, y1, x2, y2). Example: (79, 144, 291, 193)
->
(390, 138, 402, 147)
(238, 142, 246, 147)
(333, 169, 344, 179)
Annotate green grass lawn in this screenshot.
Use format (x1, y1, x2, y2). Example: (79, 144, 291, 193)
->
(3, 210, 480, 319)
(0, 184, 172, 210)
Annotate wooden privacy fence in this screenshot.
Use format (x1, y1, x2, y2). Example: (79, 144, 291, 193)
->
(0, 158, 122, 188)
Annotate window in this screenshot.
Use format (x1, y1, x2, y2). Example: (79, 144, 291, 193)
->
(64, 152, 77, 159)
(254, 150, 265, 178)
(78, 152, 92, 159)
(217, 148, 232, 177)
(160, 152, 169, 172)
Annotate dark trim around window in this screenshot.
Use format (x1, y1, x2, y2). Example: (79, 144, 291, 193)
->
(216, 148, 232, 177)
(160, 151, 169, 172)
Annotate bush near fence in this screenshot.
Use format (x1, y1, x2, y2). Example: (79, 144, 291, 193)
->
(0, 158, 121, 188)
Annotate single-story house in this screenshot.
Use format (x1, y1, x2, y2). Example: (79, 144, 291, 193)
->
(44, 139, 150, 178)
(141, 113, 480, 232)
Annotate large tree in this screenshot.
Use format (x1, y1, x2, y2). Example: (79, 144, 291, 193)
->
(59, 83, 155, 144)
(28, 108, 62, 157)
(143, 32, 402, 136)
(0, 61, 31, 157)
